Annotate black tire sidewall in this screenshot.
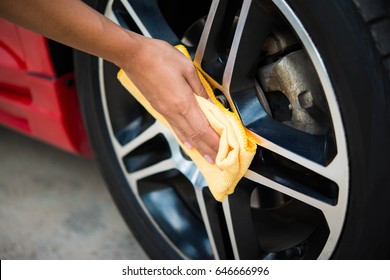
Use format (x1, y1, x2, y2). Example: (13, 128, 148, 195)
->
(287, 0, 390, 259)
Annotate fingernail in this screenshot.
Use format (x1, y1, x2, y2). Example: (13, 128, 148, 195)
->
(184, 141, 193, 149)
(204, 154, 214, 164)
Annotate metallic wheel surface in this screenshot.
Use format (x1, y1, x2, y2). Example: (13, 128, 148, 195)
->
(98, 0, 349, 259)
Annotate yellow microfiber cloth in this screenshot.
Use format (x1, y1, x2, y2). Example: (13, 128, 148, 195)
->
(117, 45, 257, 202)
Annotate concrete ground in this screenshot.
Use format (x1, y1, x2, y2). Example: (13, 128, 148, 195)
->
(0, 126, 148, 260)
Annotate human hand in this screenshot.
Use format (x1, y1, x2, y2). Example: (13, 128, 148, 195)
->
(119, 34, 220, 163)
(0, 0, 219, 162)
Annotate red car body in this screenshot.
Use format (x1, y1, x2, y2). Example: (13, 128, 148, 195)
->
(0, 19, 91, 156)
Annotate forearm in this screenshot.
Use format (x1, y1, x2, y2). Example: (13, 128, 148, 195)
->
(0, 0, 220, 161)
(0, 0, 137, 67)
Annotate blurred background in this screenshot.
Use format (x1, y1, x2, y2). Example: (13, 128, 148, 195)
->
(0, 126, 148, 259)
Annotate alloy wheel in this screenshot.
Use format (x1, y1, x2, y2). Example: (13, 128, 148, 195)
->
(98, 0, 349, 259)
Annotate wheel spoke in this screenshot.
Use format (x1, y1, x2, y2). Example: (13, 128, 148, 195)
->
(115, 122, 161, 157)
(247, 142, 347, 207)
(252, 135, 345, 183)
(195, 0, 273, 86)
(110, 0, 179, 43)
(194, 188, 233, 259)
(244, 148, 349, 260)
(176, 161, 207, 190)
(245, 168, 330, 211)
(233, 82, 336, 167)
(224, 0, 274, 92)
(195, 0, 243, 82)
(127, 159, 176, 184)
(222, 179, 265, 259)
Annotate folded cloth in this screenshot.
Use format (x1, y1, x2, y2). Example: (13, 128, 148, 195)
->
(117, 45, 257, 202)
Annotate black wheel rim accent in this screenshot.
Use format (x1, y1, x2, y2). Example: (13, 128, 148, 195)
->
(98, 0, 349, 259)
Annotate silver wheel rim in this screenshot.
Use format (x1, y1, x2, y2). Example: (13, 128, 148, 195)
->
(98, 0, 349, 259)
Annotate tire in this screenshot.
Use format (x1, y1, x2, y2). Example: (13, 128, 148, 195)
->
(74, 0, 390, 259)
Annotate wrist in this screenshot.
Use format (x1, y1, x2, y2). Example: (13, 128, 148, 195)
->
(110, 29, 144, 71)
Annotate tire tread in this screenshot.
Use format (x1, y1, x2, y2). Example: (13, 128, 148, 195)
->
(353, 0, 390, 75)
(370, 19, 390, 56)
(353, 0, 389, 22)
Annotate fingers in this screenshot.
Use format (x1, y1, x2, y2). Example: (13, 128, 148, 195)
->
(170, 105, 220, 163)
(159, 77, 219, 163)
(176, 60, 219, 162)
(184, 62, 209, 99)
(145, 75, 219, 162)
(125, 40, 220, 163)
